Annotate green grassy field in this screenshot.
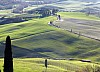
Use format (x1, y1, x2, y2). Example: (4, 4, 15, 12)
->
(0, 1, 100, 71)
(0, 10, 11, 15)
(0, 58, 99, 72)
(57, 12, 100, 21)
(0, 12, 100, 62)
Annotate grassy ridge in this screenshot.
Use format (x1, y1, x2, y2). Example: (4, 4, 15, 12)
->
(0, 12, 100, 62)
(0, 17, 56, 41)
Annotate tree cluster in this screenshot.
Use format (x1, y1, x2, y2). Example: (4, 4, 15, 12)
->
(28, 7, 58, 18)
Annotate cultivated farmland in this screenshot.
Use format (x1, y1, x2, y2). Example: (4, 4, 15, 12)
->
(54, 12, 100, 40)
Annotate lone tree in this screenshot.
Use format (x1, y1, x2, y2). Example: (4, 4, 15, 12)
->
(45, 59, 48, 68)
(4, 36, 13, 72)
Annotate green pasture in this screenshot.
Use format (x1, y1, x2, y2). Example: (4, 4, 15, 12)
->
(57, 12, 100, 21)
(0, 10, 12, 15)
(0, 12, 100, 62)
(0, 58, 99, 72)
(23, 5, 44, 12)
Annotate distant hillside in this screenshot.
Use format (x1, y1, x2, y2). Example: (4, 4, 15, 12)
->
(0, 0, 19, 5)
(0, 0, 21, 9)
(80, 0, 99, 2)
(25, 0, 99, 2)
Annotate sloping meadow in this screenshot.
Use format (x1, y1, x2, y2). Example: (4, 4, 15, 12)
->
(0, 15, 100, 62)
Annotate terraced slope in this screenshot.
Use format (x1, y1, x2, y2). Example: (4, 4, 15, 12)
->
(0, 14, 100, 62)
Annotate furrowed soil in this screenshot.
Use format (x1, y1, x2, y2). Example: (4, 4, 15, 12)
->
(54, 18, 100, 40)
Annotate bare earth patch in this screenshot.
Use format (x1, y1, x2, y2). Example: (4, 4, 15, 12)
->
(54, 18, 100, 40)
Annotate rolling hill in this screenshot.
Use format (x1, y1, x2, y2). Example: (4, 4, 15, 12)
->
(0, 12, 100, 62)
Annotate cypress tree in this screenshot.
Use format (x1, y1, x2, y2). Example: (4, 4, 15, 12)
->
(57, 15, 61, 20)
(4, 36, 13, 72)
(45, 59, 48, 68)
